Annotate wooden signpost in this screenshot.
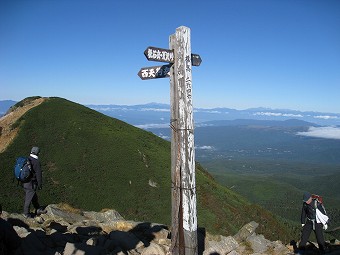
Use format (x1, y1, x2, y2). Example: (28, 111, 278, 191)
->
(138, 26, 201, 255)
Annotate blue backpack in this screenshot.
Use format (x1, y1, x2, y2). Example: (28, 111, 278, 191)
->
(14, 157, 33, 183)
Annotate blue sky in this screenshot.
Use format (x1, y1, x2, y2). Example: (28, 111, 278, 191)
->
(1, 0, 339, 113)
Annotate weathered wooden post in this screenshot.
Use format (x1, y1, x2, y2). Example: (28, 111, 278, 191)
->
(138, 26, 201, 255)
(174, 26, 197, 255)
(169, 33, 183, 255)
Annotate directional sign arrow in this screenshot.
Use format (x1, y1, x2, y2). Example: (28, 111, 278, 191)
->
(137, 64, 173, 80)
(144, 46, 202, 66)
(191, 54, 202, 67)
(144, 46, 174, 63)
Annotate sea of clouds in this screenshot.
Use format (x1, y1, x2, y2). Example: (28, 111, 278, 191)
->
(297, 126, 340, 140)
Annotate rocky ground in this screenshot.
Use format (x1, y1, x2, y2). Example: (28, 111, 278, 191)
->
(2, 203, 340, 255)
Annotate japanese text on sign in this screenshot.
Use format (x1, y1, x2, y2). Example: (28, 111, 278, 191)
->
(138, 64, 172, 80)
(144, 47, 174, 63)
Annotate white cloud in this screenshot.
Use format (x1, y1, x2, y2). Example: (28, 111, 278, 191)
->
(195, 123, 214, 127)
(159, 135, 170, 140)
(314, 115, 338, 120)
(297, 126, 340, 140)
(254, 112, 303, 118)
(194, 110, 223, 114)
(135, 123, 169, 129)
(90, 107, 134, 112)
(90, 107, 170, 112)
(195, 145, 215, 150)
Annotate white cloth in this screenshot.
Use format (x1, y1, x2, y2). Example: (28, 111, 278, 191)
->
(316, 208, 329, 225)
(30, 154, 38, 159)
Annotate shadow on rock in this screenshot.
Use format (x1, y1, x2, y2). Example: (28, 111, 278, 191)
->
(106, 222, 170, 253)
(7, 217, 29, 229)
(291, 239, 340, 255)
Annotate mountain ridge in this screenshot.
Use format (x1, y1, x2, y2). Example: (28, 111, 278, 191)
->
(2, 100, 340, 126)
(197, 118, 319, 128)
(0, 97, 294, 242)
(86, 103, 340, 126)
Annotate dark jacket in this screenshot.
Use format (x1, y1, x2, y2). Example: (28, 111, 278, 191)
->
(28, 155, 42, 189)
(0, 218, 21, 254)
(301, 198, 327, 224)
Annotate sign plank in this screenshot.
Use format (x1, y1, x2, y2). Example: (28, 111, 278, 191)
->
(191, 54, 202, 67)
(144, 46, 202, 66)
(137, 64, 172, 80)
(144, 46, 174, 63)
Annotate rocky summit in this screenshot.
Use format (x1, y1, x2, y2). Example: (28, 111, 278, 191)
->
(2, 203, 340, 255)
(0, 204, 291, 255)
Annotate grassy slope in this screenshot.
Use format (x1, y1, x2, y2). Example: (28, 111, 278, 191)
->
(0, 97, 293, 241)
(205, 159, 340, 240)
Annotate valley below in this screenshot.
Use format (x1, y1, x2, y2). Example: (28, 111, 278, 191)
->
(146, 123, 340, 241)
(1, 98, 339, 243)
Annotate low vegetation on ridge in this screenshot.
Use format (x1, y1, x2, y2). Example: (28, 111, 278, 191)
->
(0, 97, 296, 242)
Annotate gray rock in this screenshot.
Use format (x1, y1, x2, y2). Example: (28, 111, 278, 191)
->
(204, 236, 238, 255)
(14, 226, 30, 238)
(221, 236, 239, 250)
(141, 243, 166, 255)
(227, 251, 240, 255)
(63, 242, 105, 255)
(272, 240, 290, 255)
(83, 209, 124, 223)
(246, 234, 269, 253)
(44, 204, 86, 223)
(86, 237, 98, 246)
(234, 221, 259, 242)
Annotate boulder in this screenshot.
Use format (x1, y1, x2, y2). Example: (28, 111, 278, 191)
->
(141, 243, 166, 255)
(83, 209, 124, 223)
(204, 236, 238, 255)
(246, 234, 269, 253)
(234, 221, 259, 242)
(44, 204, 86, 224)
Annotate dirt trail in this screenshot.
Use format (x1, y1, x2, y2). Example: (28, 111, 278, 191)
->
(0, 97, 47, 153)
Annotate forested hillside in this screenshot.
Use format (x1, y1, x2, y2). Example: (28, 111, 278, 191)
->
(0, 97, 295, 241)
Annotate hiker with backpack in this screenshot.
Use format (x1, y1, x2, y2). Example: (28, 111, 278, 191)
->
(0, 204, 21, 255)
(22, 147, 46, 218)
(298, 192, 329, 253)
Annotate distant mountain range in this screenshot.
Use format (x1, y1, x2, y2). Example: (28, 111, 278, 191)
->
(0, 100, 16, 115)
(86, 103, 340, 127)
(2, 100, 339, 126)
(2, 100, 340, 142)
(85, 103, 340, 141)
